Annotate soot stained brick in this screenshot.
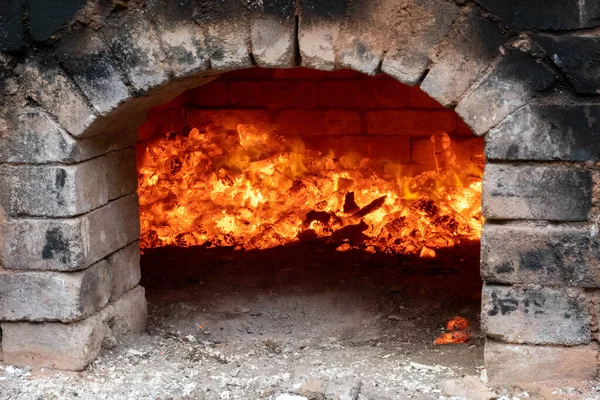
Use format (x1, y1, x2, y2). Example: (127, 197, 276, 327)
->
(29, 0, 87, 41)
(302, 0, 349, 21)
(0, 0, 23, 51)
(41, 227, 71, 263)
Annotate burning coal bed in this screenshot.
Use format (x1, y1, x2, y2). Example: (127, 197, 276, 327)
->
(137, 122, 484, 351)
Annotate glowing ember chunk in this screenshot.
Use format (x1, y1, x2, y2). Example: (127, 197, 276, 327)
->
(434, 316, 471, 345)
(137, 124, 484, 252)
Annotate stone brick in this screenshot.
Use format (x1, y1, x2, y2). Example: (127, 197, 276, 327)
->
(103, 285, 147, 336)
(481, 222, 600, 287)
(474, 0, 600, 30)
(535, 34, 600, 95)
(0, 260, 111, 322)
(421, 10, 508, 107)
(482, 284, 591, 346)
(303, 135, 411, 164)
(0, 0, 24, 52)
(1, 313, 108, 371)
(107, 242, 141, 302)
(455, 51, 555, 136)
(482, 164, 592, 221)
(408, 86, 444, 109)
(275, 109, 361, 136)
(56, 27, 131, 114)
(20, 54, 97, 137)
(29, 0, 86, 41)
(101, 12, 169, 92)
(299, 22, 340, 71)
(486, 104, 600, 161)
(1, 286, 146, 371)
(316, 80, 409, 109)
(183, 81, 228, 107)
(104, 148, 137, 200)
(0, 194, 140, 271)
(146, 0, 209, 77)
(230, 81, 315, 108)
(0, 158, 109, 217)
(251, 17, 295, 68)
(381, 0, 459, 85)
(484, 340, 598, 385)
(365, 110, 457, 136)
(186, 109, 271, 132)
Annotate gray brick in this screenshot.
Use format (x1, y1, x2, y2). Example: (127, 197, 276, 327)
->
(486, 104, 600, 161)
(0, 158, 109, 217)
(251, 17, 295, 68)
(456, 51, 555, 136)
(105, 148, 137, 200)
(484, 340, 598, 385)
(298, 21, 340, 71)
(482, 284, 591, 346)
(20, 54, 97, 137)
(483, 164, 592, 221)
(0, 0, 24, 52)
(0, 194, 140, 271)
(381, 0, 459, 85)
(0, 108, 138, 164)
(474, 0, 600, 30)
(536, 34, 600, 95)
(56, 27, 131, 114)
(0, 260, 111, 322)
(1, 312, 108, 371)
(103, 285, 147, 336)
(482, 222, 600, 287)
(421, 10, 508, 106)
(107, 242, 141, 302)
(146, 0, 209, 77)
(101, 12, 169, 92)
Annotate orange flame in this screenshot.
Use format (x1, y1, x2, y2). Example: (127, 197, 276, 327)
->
(137, 124, 484, 253)
(434, 316, 471, 345)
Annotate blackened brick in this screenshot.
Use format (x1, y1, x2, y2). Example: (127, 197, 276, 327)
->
(29, 0, 86, 41)
(0, 0, 23, 51)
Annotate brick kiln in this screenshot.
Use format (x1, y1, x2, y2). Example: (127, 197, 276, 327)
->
(0, 0, 599, 387)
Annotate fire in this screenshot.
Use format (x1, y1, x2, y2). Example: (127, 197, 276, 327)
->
(434, 316, 471, 345)
(137, 123, 484, 253)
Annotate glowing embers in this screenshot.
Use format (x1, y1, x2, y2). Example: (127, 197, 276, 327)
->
(434, 316, 471, 345)
(137, 125, 484, 254)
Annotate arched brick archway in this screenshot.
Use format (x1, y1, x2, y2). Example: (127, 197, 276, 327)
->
(0, 0, 599, 384)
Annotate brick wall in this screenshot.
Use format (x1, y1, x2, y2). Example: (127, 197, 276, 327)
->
(139, 67, 478, 170)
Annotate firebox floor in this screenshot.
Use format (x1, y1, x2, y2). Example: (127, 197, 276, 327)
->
(2, 242, 599, 399)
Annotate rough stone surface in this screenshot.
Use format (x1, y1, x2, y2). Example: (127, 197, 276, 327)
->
(0, 0, 24, 51)
(146, 0, 209, 77)
(381, 0, 460, 85)
(486, 104, 600, 161)
(107, 242, 141, 302)
(299, 22, 340, 71)
(101, 12, 169, 92)
(0, 158, 109, 217)
(421, 10, 508, 106)
(251, 17, 295, 68)
(0, 194, 140, 271)
(1, 313, 108, 371)
(19, 54, 97, 137)
(456, 51, 555, 136)
(1, 286, 146, 371)
(103, 285, 147, 336)
(535, 34, 600, 95)
(474, 0, 600, 30)
(482, 164, 592, 221)
(484, 340, 598, 385)
(104, 148, 137, 200)
(56, 27, 131, 114)
(29, 0, 86, 41)
(0, 260, 112, 322)
(481, 222, 600, 287)
(481, 284, 591, 346)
